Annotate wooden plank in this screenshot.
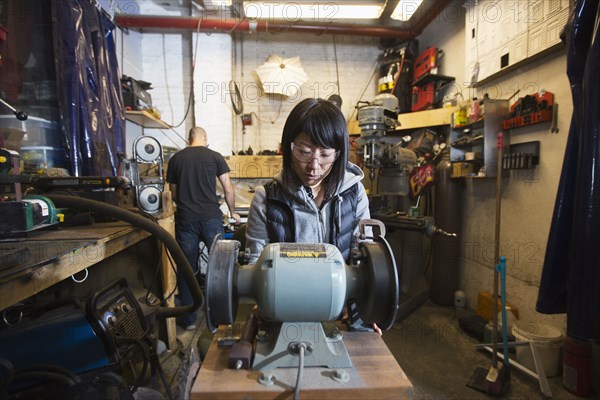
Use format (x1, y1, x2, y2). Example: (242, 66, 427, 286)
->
(0, 226, 150, 310)
(125, 110, 170, 129)
(347, 108, 455, 135)
(191, 328, 413, 399)
(157, 215, 177, 349)
(396, 107, 457, 130)
(1, 222, 132, 241)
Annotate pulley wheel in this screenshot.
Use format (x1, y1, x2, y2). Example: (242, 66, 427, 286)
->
(205, 236, 240, 333)
(356, 236, 399, 330)
(134, 136, 161, 162)
(138, 186, 161, 212)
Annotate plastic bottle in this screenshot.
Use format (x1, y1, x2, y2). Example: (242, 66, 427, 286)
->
(471, 97, 479, 123)
(456, 101, 468, 126)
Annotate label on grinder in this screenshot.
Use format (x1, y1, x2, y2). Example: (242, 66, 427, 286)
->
(279, 243, 327, 258)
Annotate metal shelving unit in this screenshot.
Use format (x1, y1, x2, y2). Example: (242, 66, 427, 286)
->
(449, 99, 508, 178)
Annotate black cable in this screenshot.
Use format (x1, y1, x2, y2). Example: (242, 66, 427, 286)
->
(122, 334, 174, 400)
(18, 364, 81, 384)
(376, 166, 381, 195)
(11, 371, 76, 386)
(164, 16, 203, 129)
(142, 244, 180, 307)
(94, 372, 133, 399)
(116, 337, 150, 394)
(347, 60, 380, 124)
(125, 213, 173, 308)
(168, 126, 188, 145)
(144, 247, 166, 307)
(152, 352, 174, 400)
(229, 80, 243, 115)
(293, 344, 306, 400)
(333, 35, 341, 96)
(423, 243, 433, 279)
(167, 362, 182, 389)
(44, 195, 204, 319)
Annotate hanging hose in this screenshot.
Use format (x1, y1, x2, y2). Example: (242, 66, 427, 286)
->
(44, 194, 204, 318)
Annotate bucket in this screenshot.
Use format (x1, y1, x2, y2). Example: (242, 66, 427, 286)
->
(511, 321, 564, 377)
(563, 335, 593, 397)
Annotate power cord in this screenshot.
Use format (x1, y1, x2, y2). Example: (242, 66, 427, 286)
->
(115, 336, 150, 394)
(293, 343, 306, 400)
(346, 59, 380, 124)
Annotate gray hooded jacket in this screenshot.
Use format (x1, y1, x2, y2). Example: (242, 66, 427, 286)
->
(246, 162, 370, 263)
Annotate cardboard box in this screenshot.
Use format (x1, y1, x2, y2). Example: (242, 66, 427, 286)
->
(225, 155, 282, 179)
(452, 162, 473, 177)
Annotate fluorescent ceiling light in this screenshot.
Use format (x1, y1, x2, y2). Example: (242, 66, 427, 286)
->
(243, 1, 385, 21)
(390, 0, 423, 21)
(204, 0, 233, 7)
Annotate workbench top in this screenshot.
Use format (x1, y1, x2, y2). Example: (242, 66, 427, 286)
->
(192, 327, 414, 399)
(0, 222, 151, 310)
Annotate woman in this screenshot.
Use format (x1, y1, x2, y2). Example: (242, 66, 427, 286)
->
(246, 97, 370, 264)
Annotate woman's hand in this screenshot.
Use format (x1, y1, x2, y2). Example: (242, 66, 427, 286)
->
(373, 323, 382, 336)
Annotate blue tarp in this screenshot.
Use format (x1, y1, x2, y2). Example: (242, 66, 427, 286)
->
(52, 0, 125, 176)
(537, 1, 600, 342)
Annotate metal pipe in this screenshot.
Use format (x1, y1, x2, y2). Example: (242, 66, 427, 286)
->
(114, 0, 454, 39)
(115, 15, 414, 38)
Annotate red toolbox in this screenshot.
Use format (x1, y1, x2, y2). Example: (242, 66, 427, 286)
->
(413, 47, 440, 83)
(411, 82, 436, 112)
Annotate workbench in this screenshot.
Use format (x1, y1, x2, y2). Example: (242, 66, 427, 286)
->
(0, 218, 178, 347)
(191, 326, 414, 399)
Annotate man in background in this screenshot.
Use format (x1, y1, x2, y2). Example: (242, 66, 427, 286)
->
(167, 127, 240, 330)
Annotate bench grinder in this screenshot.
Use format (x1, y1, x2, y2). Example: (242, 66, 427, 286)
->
(204, 231, 399, 371)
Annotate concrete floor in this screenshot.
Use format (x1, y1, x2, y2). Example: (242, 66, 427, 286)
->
(160, 302, 594, 399)
(383, 301, 588, 400)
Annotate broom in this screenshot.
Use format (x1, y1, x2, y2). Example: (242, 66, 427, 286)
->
(468, 132, 510, 395)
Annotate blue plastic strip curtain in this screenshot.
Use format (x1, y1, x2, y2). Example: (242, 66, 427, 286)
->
(537, 1, 600, 342)
(51, 0, 125, 176)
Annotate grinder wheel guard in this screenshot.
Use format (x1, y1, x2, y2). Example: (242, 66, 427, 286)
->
(205, 235, 239, 333)
(356, 236, 399, 330)
(205, 236, 399, 333)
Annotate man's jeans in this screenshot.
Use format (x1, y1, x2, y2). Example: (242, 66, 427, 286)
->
(175, 217, 224, 326)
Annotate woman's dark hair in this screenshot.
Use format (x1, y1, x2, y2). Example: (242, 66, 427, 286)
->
(281, 98, 349, 196)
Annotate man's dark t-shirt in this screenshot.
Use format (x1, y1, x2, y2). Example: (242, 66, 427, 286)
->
(166, 146, 230, 221)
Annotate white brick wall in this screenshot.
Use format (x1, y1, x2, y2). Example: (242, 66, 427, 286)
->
(137, 1, 193, 152)
(235, 33, 381, 153)
(116, 27, 143, 157)
(141, 33, 188, 150)
(193, 33, 233, 156)
(120, 26, 381, 156)
(114, 0, 384, 156)
(116, 28, 143, 79)
(117, 0, 194, 157)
